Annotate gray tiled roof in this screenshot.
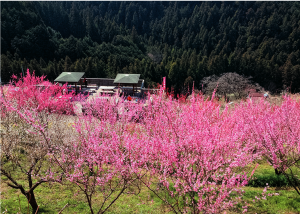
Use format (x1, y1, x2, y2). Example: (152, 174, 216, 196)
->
(113, 74, 140, 84)
(54, 72, 85, 83)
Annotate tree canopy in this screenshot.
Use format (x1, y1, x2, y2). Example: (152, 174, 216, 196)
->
(2, 1, 300, 93)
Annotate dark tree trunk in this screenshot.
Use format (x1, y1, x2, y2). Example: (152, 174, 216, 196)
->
(26, 190, 39, 214)
(275, 168, 282, 175)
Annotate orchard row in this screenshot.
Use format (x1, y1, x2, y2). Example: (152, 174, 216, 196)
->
(1, 71, 299, 213)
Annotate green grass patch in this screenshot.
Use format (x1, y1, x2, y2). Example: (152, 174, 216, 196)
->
(2, 161, 300, 213)
(241, 187, 300, 214)
(1, 177, 167, 214)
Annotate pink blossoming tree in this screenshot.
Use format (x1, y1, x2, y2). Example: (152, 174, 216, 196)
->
(235, 97, 300, 195)
(1, 70, 77, 213)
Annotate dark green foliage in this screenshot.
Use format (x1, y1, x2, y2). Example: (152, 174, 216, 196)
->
(247, 174, 293, 188)
(2, 1, 300, 93)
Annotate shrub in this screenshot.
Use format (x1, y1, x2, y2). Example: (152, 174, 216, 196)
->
(247, 174, 290, 187)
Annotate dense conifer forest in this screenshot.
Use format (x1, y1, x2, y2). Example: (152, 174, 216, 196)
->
(2, 1, 300, 93)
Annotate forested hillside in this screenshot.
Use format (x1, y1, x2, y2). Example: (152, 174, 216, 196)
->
(2, 1, 300, 93)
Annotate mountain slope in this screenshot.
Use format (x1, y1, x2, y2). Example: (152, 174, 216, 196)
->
(2, 1, 300, 93)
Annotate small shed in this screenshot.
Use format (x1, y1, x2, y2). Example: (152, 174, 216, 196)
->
(54, 72, 85, 83)
(114, 74, 140, 95)
(248, 91, 265, 102)
(54, 72, 85, 94)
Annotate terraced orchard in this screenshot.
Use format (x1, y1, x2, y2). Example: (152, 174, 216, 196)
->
(1, 72, 300, 213)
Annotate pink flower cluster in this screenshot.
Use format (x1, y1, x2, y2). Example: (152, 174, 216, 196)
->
(2, 69, 75, 114)
(253, 183, 280, 203)
(3, 72, 297, 213)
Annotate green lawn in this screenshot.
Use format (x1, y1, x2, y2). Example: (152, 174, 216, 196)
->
(1, 162, 300, 214)
(1, 177, 169, 214)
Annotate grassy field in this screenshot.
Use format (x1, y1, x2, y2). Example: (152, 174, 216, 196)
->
(1, 162, 300, 214)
